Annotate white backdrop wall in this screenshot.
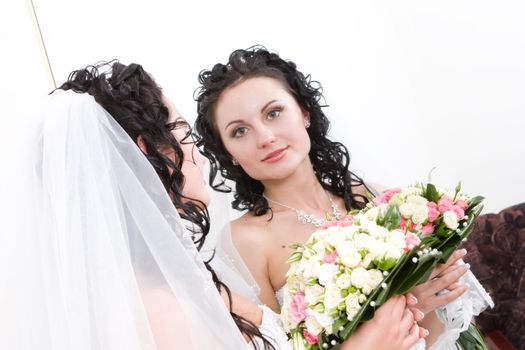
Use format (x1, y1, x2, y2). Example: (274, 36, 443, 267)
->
(1, 0, 524, 213)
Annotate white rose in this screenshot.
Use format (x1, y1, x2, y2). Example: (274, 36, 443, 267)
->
(406, 195, 428, 206)
(399, 203, 415, 218)
(362, 253, 374, 268)
(350, 267, 369, 290)
(353, 233, 372, 251)
(345, 294, 361, 319)
(385, 246, 404, 260)
(358, 294, 367, 304)
(366, 207, 380, 222)
(369, 225, 390, 239)
(336, 241, 362, 268)
(324, 228, 350, 247)
(403, 187, 424, 196)
(443, 210, 459, 230)
(386, 230, 406, 250)
(336, 273, 352, 289)
(305, 316, 323, 336)
(312, 311, 334, 328)
(312, 240, 327, 256)
(412, 205, 429, 225)
(389, 193, 406, 206)
(303, 257, 322, 278)
(318, 263, 339, 286)
(366, 269, 384, 291)
(324, 284, 343, 309)
(367, 239, 387, 260)
(305, 285, 325, 305)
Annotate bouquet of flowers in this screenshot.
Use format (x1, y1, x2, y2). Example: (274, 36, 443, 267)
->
(281, 182, 486, 349)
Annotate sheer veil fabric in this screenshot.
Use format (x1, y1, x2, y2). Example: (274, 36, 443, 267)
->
(0, 91, 249, 349)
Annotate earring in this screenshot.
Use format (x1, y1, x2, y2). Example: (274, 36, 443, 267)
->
(232, 158, 239, 166)
(304, 119, 311, 128)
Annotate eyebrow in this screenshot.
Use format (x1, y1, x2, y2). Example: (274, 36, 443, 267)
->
(223, 100, 279, 131)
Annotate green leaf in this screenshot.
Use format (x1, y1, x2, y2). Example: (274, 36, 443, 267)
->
(425, 183, 441, 203)
(456, 323, 489, 350)
(382, 205, 402, 230)
(377, 257, 398, 271)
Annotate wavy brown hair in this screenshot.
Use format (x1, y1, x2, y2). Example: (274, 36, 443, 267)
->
(57, 61, 274, 349)
(194, 46, 370, 215)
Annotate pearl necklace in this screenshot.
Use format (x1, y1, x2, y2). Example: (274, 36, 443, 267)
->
(263, 192, 343, 228)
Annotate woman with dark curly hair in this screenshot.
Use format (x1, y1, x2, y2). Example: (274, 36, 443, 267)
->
(194, 46, 480, 347)
(41, 60, 427, 350)
(53, 61, 288, 350)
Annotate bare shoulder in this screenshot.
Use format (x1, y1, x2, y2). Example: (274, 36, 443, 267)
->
(230, 211, 273, 247)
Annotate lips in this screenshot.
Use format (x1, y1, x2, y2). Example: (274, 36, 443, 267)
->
(262, 146, 289, 163)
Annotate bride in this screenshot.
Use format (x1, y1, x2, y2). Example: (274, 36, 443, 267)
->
(194, 46, 494, 349)
(0, 61, 427, 349)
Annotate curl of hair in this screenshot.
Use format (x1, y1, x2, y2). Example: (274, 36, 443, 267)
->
(194, 46, 369, 215)
(58, 61, 273, 349)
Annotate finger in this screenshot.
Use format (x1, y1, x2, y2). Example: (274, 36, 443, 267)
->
(446, 282, 462, 290)
(402, 322, 422, 349)
(429, 249, 467, 279)
(431, 264, 469, 291)
(409, 307, 425, 322)
(432, 285, 469, 308)
(399, 308, 415, 334)
(405, 293, 418, 307)
(376, 295, 403, 318)
(434, 261, 467, 280)
(419, 327, 429, 339)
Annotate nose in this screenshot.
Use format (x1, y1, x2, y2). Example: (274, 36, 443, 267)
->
(256, 126, 276, 148)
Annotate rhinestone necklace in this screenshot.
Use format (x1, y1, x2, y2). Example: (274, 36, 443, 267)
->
(263, 192, 343, 227)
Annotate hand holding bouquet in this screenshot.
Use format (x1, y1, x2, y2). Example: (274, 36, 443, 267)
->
(281, 182, 485, 349)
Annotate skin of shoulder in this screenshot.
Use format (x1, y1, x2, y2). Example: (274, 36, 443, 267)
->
(230, 212, 282, 310)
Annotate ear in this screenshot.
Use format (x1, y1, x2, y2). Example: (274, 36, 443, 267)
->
(302, 109, 311, 123)
(137, 135, 148, 154)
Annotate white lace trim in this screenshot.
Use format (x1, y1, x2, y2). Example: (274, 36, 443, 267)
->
(251, 305, 292, 350)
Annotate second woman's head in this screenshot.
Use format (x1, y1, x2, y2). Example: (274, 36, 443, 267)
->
(58, 61, 210, 246)
(195, 46, 364, 215)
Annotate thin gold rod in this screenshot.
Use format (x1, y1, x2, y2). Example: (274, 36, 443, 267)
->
(27, 0, 56, 90)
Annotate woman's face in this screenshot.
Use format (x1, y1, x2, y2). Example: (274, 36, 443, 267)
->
(213, 76, 311, 182)
(162, 97, 210, 207)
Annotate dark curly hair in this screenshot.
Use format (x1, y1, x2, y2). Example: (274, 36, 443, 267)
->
(194, 46, 370, 215)
(57, 61, 274, 350)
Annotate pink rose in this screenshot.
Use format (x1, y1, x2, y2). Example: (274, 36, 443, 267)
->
(323, 250, 338, 264)
(455, 199, 468, 211)
(290, 292, 308, 323)
(427, 202, 440, 222)
(303, 329, 319, 345)
(421, 223, 435, 236)
(452, 205, 465, 220)
(404, 232, 421, 252)
(437, 196, 454, 214)
(373, 188, 402, 205)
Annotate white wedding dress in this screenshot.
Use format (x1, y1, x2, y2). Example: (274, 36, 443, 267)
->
(254, 305, 293, 350)
(209, 202, 493, 350)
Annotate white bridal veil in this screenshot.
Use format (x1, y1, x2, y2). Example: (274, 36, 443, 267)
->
(0, 91, 249, 349)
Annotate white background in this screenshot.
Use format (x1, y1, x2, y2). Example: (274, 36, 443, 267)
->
(1, 0, 524, 213)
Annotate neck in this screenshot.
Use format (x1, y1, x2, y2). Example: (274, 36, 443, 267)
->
(262, 159, 330, 212)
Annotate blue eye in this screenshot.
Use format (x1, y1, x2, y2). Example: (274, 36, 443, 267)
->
(232, 127, 248, 138)
(267, 108, 281, 119)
